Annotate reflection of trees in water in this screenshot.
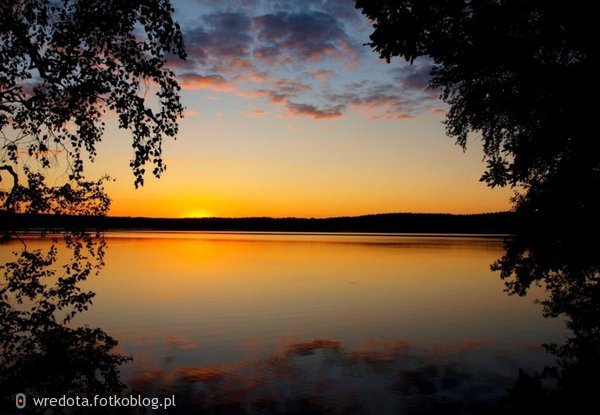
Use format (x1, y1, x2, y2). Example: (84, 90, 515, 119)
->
(0, 232, 128, 408)
(0, 176, 133, 413)
(0, 231, 134, 413)
(496, 219, 600, 414)
(1, 0, 185, 410)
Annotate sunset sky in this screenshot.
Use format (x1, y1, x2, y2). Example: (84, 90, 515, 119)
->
(88, 0, 512, 218)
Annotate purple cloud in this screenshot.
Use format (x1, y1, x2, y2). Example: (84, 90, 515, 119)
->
(285, 102, 345, 119)
(253, 11, 358, 62)
(183, 12, 252, 66)
(172, 1, 439, 121)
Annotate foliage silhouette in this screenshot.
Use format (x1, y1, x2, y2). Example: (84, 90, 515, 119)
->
(496, 219, 600, 413)
(0, 230, 143, 414)
(1, 1, 185, 412)
(0, 0, 186, 190)
(355, 0, 600, 221)
(353, 3, 600, 409)
(0, 186, 137, 413)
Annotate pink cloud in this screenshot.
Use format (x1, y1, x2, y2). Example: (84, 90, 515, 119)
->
(240, 108, 271, 117)
(183, 109, 201, 117)
(311, 69, 335, 82)
(178, 73, 235, 92)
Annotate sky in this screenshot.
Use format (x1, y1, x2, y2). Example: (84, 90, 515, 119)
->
(89, 0, 513, 218)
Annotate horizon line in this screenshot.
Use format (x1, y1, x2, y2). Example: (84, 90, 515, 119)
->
(12, 211, 513, 220)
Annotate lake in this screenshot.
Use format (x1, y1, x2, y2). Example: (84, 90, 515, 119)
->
(1, 232, 566, 414)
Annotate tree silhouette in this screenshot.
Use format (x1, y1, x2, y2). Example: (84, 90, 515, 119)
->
(355, 5, 600, 410)
(355, 0, 600, 221)
(0, 1, 186, 410)
(1, 0, 185, 193)
(497, 223, 600, 414)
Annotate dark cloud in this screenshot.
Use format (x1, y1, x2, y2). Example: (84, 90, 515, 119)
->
(252, 46, 280, 63)
(183, 8, 357, 67)
(324, 91, 415, 120)
(403, 68, 433, 90)
(322, 74, 441, 119)
(256, 88, 292, 104)
(173, 2, 436, 120)
(253, 11, 357, 62)
(255, 79, 344, 120)
(256, 79, 310, 104)
(204, 12, 253, 57)
(181, 29, 209, 66)
(273, 78, 310, 94)
(255, 80, 344, 120)
(286, 102, 345, 119)
(267, 0, 363, 24)
(392, 62, 438, 93)
(183, 12, 252, 66)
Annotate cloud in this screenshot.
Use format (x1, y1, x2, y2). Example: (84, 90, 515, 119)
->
(171, 1, 438, 121)
(178, 73, 235, 92)
(254, 78, 344, 120)
(183, 12, 253, 66)
(204, 12, 253, 57)
(180, 30, 210, 67)
(285, 102, 344, 120)
(253, 11, 358, 62)
(322, 74, 441, 120)
(311, 69, 335, 82)
(348, 92, 420, 120)
(183, 109, 201, 117)
(255, 84, 343, 120)
(241, 108, 270, 117)
(266, 0, 364, 25)
(256, 88, 292, 104)
(391, 62, 439, 97)
(212, 57, 272, 83)
(183, 9, 357, 68)
(273, 78, 310, 94)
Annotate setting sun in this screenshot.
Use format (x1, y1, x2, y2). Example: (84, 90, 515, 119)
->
(182, 208, 213, 219)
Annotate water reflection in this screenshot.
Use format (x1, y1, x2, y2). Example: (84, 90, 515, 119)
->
(130, 337, 526, 414)
(1, 229, 596, 414)
(497, 223, 600, 414)
(0, 232, 133, 413)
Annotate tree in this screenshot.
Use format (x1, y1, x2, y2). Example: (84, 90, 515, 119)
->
(0, 0, 186, 197)
(355, 4, 600, 411)
(0, 0, 186, 404)
(355, 0, 600, 223)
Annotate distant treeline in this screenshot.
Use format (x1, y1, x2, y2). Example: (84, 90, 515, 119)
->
(3, 212, 515, 234)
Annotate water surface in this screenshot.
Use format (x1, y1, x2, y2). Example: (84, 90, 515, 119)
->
(3, 232, 566, 413)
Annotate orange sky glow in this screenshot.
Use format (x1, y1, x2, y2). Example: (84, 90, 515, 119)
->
(25, 0, 516, 218)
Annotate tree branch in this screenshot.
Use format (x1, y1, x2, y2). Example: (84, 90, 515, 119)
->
(0, 164, 19, 190)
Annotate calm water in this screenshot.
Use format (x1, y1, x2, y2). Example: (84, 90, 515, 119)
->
(2, 233, 566, 413)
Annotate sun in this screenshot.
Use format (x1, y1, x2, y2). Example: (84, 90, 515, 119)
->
(182, 208, 214, 218)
